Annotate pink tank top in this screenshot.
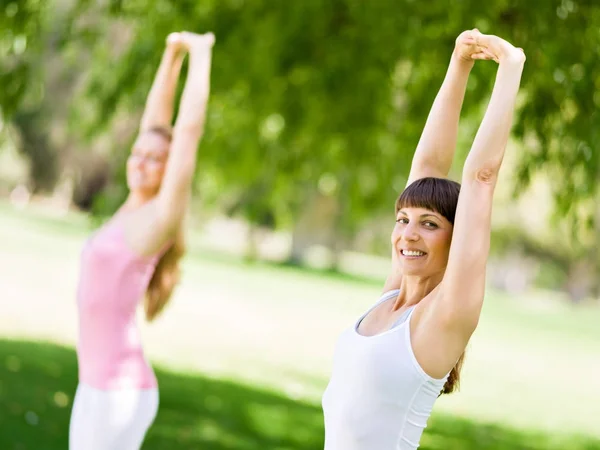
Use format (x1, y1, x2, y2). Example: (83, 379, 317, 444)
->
(76, 219, 165, 390)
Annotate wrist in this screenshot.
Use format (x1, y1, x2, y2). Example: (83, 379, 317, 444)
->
(451, 51, 475, 70)
(498, 51, 526, 68)
(166, 44, 186, 59)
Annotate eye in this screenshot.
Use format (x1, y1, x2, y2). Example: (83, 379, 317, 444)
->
(396, 217, 408, 224)
(423, 221, 438, 228)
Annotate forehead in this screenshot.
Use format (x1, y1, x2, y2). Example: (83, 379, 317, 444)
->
(133, 132, 170, 155)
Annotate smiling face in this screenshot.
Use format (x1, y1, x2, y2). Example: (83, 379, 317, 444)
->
(392, 207, 453, 277)
(392, 177, 461, 279)
(126, 130, 171, 198)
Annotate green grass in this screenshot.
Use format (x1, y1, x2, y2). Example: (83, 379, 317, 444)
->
(2, 339, 599, 450)
(1, 199, 599, 449)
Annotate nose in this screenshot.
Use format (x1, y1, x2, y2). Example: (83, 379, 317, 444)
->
(402, 222, 420, 242)
(132, 157, 145, 170)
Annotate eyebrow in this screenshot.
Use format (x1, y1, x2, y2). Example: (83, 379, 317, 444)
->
(398, 211, 440, 219)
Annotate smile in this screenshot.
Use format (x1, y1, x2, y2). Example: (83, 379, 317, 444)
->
(401, 250, 426, 257)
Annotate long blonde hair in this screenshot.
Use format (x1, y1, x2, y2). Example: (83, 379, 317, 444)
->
(144, 226, 185, 321)
(143, 125, 185, 321)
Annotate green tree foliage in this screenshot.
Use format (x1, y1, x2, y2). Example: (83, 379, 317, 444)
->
(75, 1, 600, 237)
(1, 0, 47, 117)
(4, 1, 600, 272)
(1, 0, 99, 192)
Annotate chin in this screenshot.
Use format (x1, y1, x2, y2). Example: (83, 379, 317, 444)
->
(400, 264, 429, 277)
(135, 186, 160, 199)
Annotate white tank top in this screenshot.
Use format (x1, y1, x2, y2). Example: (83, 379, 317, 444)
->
(322, 289, 448, 450)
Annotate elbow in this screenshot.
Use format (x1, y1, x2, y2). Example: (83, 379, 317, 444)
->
(463, 146, 505, 184)
(475, 167, 497, 184)
(462, 163, 501, 186)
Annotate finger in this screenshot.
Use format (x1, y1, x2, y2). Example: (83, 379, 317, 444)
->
(458, 32, 474, 42)
(204, 32, 216, 46)
(486, 52, 500, 63)
(474, 32, 490, 47)
(488, 51, 500, 63)
(485, 50, 500, 63)
(167, 32, 181, 44)
(477, 47, 496, 59)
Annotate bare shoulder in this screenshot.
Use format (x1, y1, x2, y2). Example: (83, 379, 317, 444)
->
(119, 200, 173, 257)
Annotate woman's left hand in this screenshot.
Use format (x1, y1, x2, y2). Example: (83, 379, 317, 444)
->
(453, 29, 492, 63)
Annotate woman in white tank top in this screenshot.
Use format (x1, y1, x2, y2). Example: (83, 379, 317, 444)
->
(322, 30, 526, 450)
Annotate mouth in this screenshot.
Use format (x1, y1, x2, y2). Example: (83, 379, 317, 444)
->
(400, 249, 427, 259)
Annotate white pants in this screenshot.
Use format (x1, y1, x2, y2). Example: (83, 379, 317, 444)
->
(69, 383, 159, 450)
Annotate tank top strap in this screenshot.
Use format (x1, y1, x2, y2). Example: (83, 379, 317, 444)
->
(378, 289, 401, 304)
(355, 289, 401, 331)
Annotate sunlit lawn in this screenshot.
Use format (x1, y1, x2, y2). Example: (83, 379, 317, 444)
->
(1, 200, 599, 449)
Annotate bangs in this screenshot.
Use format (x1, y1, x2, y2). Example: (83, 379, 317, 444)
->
(395, 177, 461, 224)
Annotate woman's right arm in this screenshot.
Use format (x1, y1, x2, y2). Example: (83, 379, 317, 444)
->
(406, 29, 481, 187)
(384, 30, 483, 293)
(139, 33, 186, 132)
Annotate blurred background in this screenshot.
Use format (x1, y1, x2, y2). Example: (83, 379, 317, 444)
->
(1, 0, 599, 449)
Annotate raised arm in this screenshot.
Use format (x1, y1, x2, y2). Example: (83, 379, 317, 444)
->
(384, 29, 485, 293)
(406, 29, 481, 187)
(139, 33, 187, 132)
(442, 34, 525, 329)
(411, 34, 525, 379)
(155, 32, 214, 230)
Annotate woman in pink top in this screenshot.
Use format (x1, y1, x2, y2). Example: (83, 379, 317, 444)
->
(69, 31, 215, 449)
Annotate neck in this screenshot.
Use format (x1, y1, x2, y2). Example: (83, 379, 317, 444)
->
(123, 190, 153, 211)
(393, 272, 444, 310)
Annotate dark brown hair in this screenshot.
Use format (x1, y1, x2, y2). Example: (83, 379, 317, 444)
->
(396, 177, 461, 224)
(396, 177, 464, 395)
(145, 227, 185, 321)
